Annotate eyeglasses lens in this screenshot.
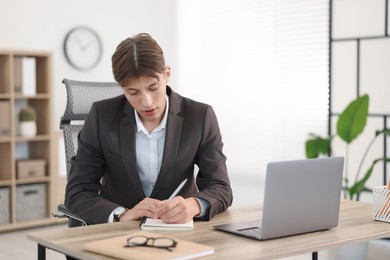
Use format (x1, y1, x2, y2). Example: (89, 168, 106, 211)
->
(128, 236, 148, 246)
(154, 238, 175, 248)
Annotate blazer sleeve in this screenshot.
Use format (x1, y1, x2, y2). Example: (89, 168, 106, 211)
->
(193, 105, 233, 220)
(64, 102, 119, 224)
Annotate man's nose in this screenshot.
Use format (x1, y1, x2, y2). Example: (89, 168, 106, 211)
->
(141, 92, 153, 107)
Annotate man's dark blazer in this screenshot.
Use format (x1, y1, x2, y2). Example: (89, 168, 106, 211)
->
(65, 86, 233, 224)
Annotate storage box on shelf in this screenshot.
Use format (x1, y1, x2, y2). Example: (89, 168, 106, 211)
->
(0, 187, 10, 224)
(16, 183, 47, 222)
(0, 50, 62, 232)
(17, 159, 46, 179)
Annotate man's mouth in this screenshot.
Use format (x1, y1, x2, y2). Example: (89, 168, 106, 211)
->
(144, 108, 156, 115)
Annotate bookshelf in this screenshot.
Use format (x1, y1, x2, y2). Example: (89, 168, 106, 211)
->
(0, 50, 62, 232)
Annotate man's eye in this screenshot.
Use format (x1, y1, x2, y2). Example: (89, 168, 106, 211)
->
(128, 91, 138, 95)
(149, 85, 159, 91)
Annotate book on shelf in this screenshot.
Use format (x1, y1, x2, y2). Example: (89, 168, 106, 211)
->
(140, 217, 193, 231)
(83, 231, 214, 260)
(14, 56, 37, 95)
(0, 101, 10, 137)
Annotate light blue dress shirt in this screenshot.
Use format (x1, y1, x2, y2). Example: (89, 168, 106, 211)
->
(134, 96, 169, 197)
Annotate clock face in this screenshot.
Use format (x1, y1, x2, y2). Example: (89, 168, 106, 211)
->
(64, 27, 103, 70)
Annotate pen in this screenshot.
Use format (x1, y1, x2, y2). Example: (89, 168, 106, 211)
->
(168, 179, 188, 200)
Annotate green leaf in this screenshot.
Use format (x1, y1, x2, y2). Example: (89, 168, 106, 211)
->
(305, 135, 331, 158)
(349, 162, 374, 200)
(337, 94, 369, 144)
(375, 128, 390, 137)
(349, 157, 390, 199)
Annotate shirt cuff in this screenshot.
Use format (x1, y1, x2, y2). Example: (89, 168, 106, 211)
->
(194, 197, 209, 218)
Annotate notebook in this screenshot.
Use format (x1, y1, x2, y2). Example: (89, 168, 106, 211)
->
(214, 156, 344, 240)
(140, 217, 193, 230)
(83, 231, 214, 260)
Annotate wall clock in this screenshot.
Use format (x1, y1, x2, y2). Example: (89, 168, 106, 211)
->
(63, 26, 103, 70)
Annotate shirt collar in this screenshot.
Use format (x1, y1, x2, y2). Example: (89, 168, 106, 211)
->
(134, 95, 169, 134)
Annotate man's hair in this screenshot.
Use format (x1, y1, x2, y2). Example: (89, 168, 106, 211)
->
(112, 33, 166, 86)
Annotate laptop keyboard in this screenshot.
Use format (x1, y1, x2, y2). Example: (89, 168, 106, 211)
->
(238, 226, 262, 239)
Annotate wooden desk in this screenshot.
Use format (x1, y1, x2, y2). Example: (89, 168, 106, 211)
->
(28, 200, 390, 260)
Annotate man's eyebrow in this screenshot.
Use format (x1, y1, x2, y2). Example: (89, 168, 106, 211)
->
(124, 81, 159, 91)
(124, 86, 138, 91)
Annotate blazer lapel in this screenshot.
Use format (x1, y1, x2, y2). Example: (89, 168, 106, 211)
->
(120, 104, 145, 199)
(151, 90, 183, 197)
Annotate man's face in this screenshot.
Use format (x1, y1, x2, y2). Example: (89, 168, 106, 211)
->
(122, 67, 170, 130)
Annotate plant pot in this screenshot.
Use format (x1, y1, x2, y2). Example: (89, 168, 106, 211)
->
(329, 241, 368, 260)
(19, 121, 37, 136)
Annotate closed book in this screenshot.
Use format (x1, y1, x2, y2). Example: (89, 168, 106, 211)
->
(0, 101, 10, 137)
(14, 57, 36, 95)
(140, 217, 193, 231)
(22, 57, 37, 95)
(83, 231, 214, 260)
(13, 57, 23, 93)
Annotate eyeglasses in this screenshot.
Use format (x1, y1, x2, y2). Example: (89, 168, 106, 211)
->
(124, 235, 177, 251)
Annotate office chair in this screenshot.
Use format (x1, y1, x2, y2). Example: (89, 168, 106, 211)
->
(52, 78, 122, 227)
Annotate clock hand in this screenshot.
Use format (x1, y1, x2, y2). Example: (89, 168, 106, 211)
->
(82, 40, 95, 50)
(75, 34, 85, 49)
(75, 33, 95, 51)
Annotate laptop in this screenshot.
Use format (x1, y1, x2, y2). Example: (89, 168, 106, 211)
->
(214, 156, 344, 240)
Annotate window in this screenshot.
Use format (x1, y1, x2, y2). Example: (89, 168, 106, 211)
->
(174, 0, 329, 175)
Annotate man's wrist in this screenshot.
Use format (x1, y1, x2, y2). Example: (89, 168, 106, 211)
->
(113, 207, 127, 222)
(193, 197, 209, 218)
(190, 197, 202, 217)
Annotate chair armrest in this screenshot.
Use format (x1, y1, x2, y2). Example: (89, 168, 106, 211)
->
(52, 204, 88, 226)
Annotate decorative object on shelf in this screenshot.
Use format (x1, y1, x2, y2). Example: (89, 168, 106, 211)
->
(305, 94, 390, 200)
(63, 26, 103, 71)
(18, 106, 37, 136)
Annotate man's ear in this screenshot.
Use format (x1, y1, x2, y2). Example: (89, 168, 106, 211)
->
(165, 66, 171, 80)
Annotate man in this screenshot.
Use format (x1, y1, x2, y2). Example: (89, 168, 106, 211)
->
(65, 33, 233, 224)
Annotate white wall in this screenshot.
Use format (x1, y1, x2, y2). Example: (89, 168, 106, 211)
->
(0, 0, 177, 130)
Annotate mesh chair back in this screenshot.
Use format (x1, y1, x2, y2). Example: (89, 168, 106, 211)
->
(60, 78, 122, 177)
(62, 124, 83, 178)
(61, 78, 122, 123)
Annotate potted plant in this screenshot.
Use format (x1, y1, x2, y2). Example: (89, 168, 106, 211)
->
(305, 94, 390, 200)
(305, 94, 390, 260)
(19, 106, 37, 136)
